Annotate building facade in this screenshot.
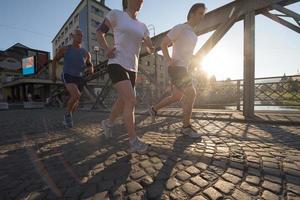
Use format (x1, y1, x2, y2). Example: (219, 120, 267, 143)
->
(0, 43, 51, 102)
(52, 0, 113, 65)
(51, 0, 170, 104)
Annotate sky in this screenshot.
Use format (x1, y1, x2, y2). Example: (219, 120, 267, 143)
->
(0, 0, 299, 80)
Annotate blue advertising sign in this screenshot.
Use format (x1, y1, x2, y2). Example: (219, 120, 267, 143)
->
(22, 56, 36, 75)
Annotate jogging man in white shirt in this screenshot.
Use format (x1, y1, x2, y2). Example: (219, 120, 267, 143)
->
(97, 0, 155, 153)
(149, 3, 206, 138)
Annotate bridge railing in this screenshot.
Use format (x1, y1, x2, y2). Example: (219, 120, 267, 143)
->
(192, 75, 300, 110)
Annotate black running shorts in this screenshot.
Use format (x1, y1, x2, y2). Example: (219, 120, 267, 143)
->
(168, 66, 193, 89)
(61, 73, 85, 92)
(107, 64, 136, 88)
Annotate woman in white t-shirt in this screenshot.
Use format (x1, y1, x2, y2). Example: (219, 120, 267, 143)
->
(97, 0, 155, 153)
(149, 3, 206, 138)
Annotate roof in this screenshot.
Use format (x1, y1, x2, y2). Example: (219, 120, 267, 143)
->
(5, 43, 50, 54)
(51, 0, 111, 43)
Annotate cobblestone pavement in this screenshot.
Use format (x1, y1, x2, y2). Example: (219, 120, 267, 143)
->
(0, 109, 300, 200)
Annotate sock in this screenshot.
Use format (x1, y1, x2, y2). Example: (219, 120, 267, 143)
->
(65, 112, 72, 117)
(129, 136, 138, 145)
(106, 120, 114, 127)
(152, 106, 157, 115)
(183, 124, 191, 129)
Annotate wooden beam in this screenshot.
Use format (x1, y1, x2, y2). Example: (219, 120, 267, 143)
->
(271, 3, 300, 22)
(243, 5, 256, 118)
(194, 1, 243, 62)
(140, 0, 300, 57)
(263, 11, 300, 34)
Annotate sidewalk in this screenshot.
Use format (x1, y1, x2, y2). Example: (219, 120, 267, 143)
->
(0, 109, 299, 199)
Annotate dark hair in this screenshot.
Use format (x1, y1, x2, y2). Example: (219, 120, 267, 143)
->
(187, 3, 206, 20)
(122, 0, 127, 11)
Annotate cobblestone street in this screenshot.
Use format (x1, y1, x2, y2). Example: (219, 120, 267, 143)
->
(0, 109, 300, 200)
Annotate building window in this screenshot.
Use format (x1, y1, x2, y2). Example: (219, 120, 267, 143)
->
(91, 6, 104, 17)
(69, 20, 73, 29)
(62, 42, 65, 46)
(100, 49, 105, 56)
(65, 37, 68, 44)
(91, 19, 100, 28)
(91, 32, 97, 41)
(74, 14, 79, 22)
(147, 61, 150, 66)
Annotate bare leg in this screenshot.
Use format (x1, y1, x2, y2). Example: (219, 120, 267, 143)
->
(65, 84, 81, 114)
(114, 80, 137, 140)
(107, 96, 125, 125)
(181, 85, 196, 127)
(153, 86, 183, 112)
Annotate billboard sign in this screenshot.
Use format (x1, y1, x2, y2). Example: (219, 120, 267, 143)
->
(22, 56, 36, 75)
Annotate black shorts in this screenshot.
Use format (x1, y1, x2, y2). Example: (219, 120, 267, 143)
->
(107, 64, 136, 88)
(168, 66, 193, 89)
(61, 73, 85, 92)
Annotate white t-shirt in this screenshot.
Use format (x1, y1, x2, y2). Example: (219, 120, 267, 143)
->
(167, 23, 198, 68)
(105, 9, 149, 72)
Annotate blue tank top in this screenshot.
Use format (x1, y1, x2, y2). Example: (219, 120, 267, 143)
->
(63, 46, 87, 77)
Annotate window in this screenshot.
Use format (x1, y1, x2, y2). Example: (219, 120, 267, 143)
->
(147, 61, 150, 66)
(62, 41, 65, 46)
(91, 32, 97, 41)
(69, 20, 73, 29)
(91, 19, 100, 28)
(91, 6, 104, 17)
(65, 37, 68, 44)
(65, 26, 68, 33)
(74, 14, 79, 22)
(100, 49, 105, 56)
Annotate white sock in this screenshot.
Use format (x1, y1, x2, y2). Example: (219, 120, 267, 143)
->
(130, 136, 138, 145)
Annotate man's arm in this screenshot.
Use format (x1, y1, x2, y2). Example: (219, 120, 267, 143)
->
(144, 36, 155, 54)
(52, 47, 66, 82)
(160, 36, 174, 67)
(85, 52, 94, 75)
(96, 19, 116, 59)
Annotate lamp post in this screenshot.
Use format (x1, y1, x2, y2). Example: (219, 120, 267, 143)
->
(94, 46, 100, 84)
(93, 45, 99, 65)
(148, 24, 158, 99)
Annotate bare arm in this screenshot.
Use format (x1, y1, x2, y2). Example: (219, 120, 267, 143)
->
(143, 36, 155, 54)
(52, 47, 66, 81)
(85, 52, 94, 74)
(96, 19, 116, 58)
(160, 36, 173, 66)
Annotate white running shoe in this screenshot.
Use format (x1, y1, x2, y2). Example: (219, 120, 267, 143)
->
(101, 120, 113, 138)
(181, 125, 201, 138)
(130, 137, 150, 153)
(148, 106, 157, 123)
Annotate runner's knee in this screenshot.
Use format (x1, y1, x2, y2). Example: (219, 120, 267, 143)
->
(124, 96, 137, 108)
(171, 93, 183, 101)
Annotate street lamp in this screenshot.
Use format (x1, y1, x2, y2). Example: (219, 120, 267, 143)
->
(148, 24, 158, 99)
(93, 45, 100, 65)
(94, 46, 100, 84)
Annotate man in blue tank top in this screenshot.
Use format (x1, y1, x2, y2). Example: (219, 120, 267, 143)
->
(52, 29, 94, 128)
